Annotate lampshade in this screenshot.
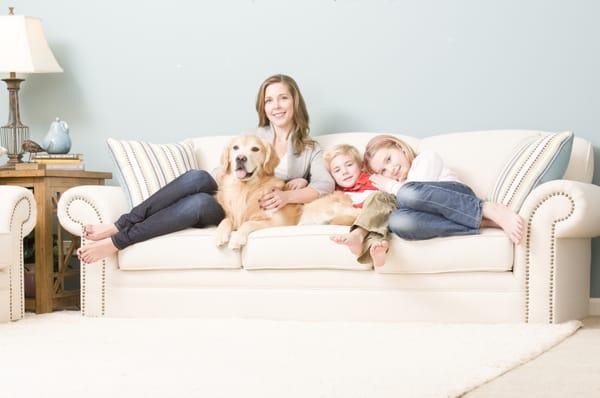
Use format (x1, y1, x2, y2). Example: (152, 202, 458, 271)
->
(0, 15, 63, 73)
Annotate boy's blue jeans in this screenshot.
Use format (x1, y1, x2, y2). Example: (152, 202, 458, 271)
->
(111, 170, 225, 249)
(389, 181, 482, 240)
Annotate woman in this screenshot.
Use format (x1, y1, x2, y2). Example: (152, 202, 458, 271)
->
(253, 74, 333, 210)
(79, 74, 333, 263)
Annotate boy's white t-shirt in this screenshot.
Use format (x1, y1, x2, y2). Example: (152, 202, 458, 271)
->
(383, 150, 461, 194)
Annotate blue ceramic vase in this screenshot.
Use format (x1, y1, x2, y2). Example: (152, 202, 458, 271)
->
(43, 117, 71, 154)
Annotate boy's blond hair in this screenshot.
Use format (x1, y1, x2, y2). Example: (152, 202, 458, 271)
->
(323, 144, 363, 172)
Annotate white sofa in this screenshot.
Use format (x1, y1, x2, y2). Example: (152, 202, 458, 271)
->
(57, 131, 600, 323)
(0, 186, 36, 322)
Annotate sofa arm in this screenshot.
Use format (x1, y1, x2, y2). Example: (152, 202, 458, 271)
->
(519, 180, 600, 239)
(57, 186, 129, 237)
(0, 186, 36, 236)
(515, 179, 600, 323)
(0, 186, 36, 321)
(57, 186, 127, 318)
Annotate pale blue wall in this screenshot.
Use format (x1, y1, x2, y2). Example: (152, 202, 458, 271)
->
(2, 0, 599, 296)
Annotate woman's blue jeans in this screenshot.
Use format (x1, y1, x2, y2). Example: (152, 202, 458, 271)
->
(111, 170, 225, 249)
(388, 181, 482, 240)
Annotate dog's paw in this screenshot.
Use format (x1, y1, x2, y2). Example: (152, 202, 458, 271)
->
(228, 231, 247, 250)
(215, 231, 230, 247)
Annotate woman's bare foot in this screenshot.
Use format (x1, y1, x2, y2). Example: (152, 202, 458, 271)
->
(84, 223, 118, 241)
(330, 228, 368, 256)
(77, 237, 118, 263)
(482, 202, 524, 244)
(369, 240, 389, 267)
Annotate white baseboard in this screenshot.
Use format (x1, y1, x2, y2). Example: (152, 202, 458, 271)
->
(590, 298, 600, 316)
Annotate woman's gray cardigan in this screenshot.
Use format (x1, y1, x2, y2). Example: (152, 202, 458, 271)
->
(253, 126, 334, 196)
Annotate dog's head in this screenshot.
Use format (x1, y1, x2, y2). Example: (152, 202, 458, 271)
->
(220, 135, 280, 182)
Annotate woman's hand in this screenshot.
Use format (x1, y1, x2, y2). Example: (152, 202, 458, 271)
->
(259, 188, 291, 211)
(285, 178, 308, 190)
(369, 174, 398, 191)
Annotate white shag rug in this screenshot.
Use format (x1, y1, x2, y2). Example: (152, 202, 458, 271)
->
(0, 312, 581, 398)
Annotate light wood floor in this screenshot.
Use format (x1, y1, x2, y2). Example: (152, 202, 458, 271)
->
(466, 317, 600, 397)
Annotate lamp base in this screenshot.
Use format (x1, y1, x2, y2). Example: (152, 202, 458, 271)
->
(0, 153, 24, 169)
(1, 74, 29, 164)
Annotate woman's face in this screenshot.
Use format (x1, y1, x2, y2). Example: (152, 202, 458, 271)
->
(369, 146, 411, 181)
(264, 82, 294, 131)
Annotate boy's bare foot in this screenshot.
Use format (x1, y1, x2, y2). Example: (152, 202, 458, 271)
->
(330, 228, 368, 256)
(77, 237, 118, 263)
(369, 240, 389, 267)
(482, 202, 524, 244)
(84, 223, 118, 241)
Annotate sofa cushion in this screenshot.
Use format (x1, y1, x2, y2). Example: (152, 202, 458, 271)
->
(490, 131, 573, 211)
(315, 132, 421, 157)
(118, 228, 241, 270)
(107, 138, 198, 207)
(378, 229, 513, 274)
(243, 226, 513, 273)
(243, 225, 372, 271)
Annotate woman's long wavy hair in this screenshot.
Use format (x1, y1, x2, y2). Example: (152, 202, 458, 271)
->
(256, 74, 314, 155)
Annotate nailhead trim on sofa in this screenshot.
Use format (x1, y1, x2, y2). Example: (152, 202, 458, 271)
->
(64, 196, 105, 316)
(9, 196, 32, 320)
(524, 192, 575, 323)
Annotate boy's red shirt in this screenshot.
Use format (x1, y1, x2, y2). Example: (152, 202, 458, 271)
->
(337, 172, 378, 208)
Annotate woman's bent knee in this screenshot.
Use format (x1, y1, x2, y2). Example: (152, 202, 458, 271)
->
(193, 193, 225, 226)
(183, 169, 217, 192)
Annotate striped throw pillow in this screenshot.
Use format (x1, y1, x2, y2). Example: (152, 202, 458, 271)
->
(490, 131, 574, 212)
(107, 138, 199, 207)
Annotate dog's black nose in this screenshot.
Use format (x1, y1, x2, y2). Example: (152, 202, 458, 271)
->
(236, 155, 247, 163)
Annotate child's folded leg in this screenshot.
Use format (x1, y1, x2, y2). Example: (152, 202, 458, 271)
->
(351, 191, 397, 236)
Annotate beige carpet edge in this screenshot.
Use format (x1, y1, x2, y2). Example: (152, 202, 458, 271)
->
(457, 320, 583, 397)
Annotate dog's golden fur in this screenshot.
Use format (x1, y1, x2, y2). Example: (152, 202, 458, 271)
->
(215, 135, 301, 250)
(298, 191, 361, 226)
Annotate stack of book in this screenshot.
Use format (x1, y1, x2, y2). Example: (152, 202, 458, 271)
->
(31, 153, 85, 170)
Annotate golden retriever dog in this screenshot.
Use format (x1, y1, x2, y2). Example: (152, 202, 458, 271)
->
(298, 191, 361, 226)
(215, 135, 301, 250)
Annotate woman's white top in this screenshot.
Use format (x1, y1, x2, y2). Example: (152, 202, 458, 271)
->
(275, 153, 288, 180)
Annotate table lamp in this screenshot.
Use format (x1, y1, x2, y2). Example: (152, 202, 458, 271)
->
(0, 7, 63, 167)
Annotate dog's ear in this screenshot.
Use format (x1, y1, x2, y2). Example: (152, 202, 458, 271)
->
(220, 139, 233, 174)
(262, 140, 280, 176)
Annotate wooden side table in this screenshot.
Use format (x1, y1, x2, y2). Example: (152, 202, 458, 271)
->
(0, 169, 112, 313)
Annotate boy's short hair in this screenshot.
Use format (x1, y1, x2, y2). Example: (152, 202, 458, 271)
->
(323, 144, 363, 172)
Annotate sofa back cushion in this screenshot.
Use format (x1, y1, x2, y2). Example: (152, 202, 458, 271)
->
(185, 135, 235, 171)
(185, 131, 593, 201)
(107, 138, 198, 207)
(315, 132, 421, 158)
(418, 130, 592, 200)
